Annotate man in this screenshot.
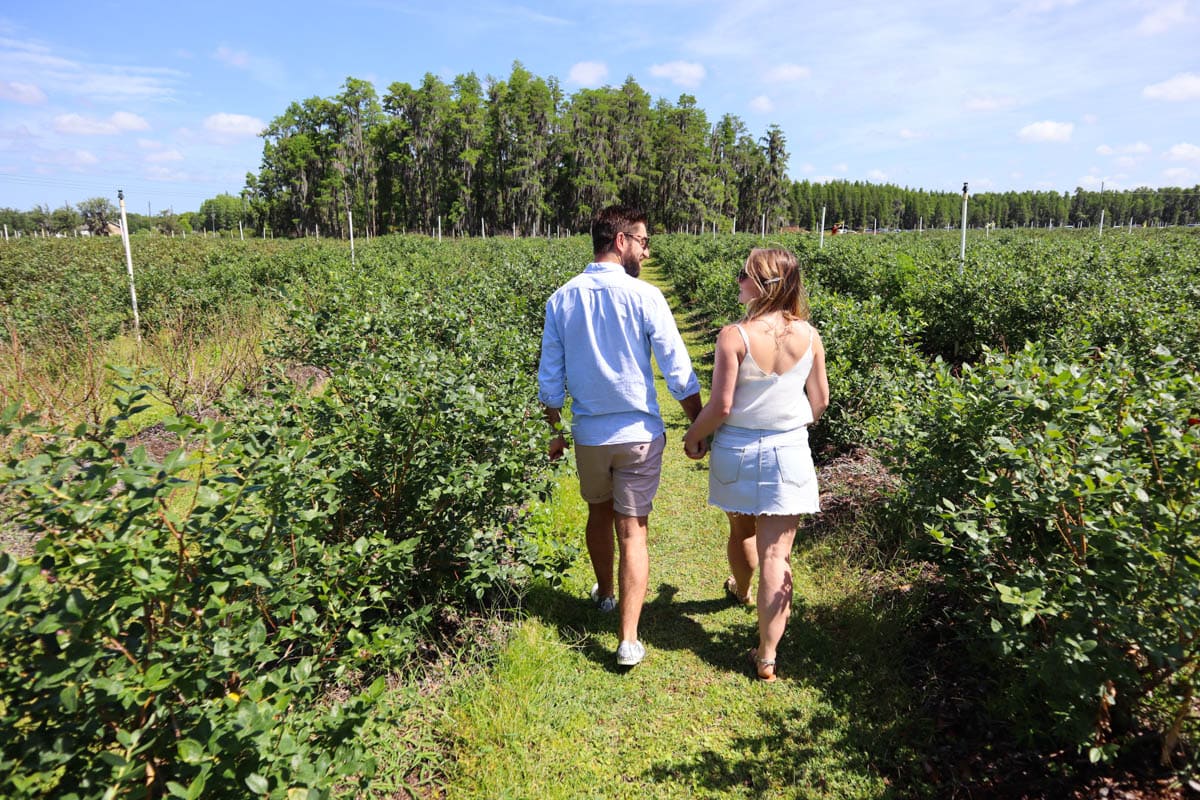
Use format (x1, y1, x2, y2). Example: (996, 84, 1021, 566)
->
(537, 205, 704, 668)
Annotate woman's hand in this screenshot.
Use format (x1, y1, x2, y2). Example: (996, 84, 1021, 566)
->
(683, 433, 709, 460)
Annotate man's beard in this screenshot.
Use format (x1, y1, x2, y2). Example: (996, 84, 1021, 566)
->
(622, 252, 641, 278)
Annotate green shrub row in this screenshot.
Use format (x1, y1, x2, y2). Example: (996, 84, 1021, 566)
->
(0, 235, 588, 798)
(884, 344, 1200, 759)
(653, 230, 1200, 766)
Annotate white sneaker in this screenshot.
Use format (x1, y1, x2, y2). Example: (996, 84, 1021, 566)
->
(616, 640, 645, 667)
(590, 583, 616, 613)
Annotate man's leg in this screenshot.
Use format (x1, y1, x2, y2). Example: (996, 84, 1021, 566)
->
(586, 500, 616, 599)
(615, 512, 649, 643)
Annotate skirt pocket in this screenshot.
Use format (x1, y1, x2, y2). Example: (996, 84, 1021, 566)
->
(774, 444, 814, 487)
(710, 444, 745, 485)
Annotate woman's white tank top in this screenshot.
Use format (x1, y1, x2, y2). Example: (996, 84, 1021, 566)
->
(724, 322, 815, 431)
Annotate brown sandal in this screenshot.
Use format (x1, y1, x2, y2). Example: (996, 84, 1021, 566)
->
(748, 648, 777, 682)
(724, 576, 752, 606)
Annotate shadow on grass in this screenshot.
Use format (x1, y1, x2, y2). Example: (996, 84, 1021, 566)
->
(521, 568, 934, 796)
(642, 579, 932, 797)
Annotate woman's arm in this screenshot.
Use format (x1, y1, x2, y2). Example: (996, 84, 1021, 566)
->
(683, 325, 742, 458)
(806, 328, 830, 423)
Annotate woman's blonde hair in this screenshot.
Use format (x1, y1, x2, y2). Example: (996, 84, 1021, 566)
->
(741, 247, 810, 322)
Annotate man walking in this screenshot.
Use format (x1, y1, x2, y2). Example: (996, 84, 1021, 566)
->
(538, 205, 704, 667)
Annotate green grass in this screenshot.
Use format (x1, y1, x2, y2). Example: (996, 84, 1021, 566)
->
(363, 262, 929, 799)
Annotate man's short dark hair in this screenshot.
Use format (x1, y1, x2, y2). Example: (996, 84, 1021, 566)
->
(592, 205, 647, 255)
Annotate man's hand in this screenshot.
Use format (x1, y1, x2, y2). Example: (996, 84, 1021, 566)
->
(549, 433, 569, 462)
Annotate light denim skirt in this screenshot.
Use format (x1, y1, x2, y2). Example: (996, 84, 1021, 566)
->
(708, 424, 820, 516)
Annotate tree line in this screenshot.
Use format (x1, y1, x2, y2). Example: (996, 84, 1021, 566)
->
(788, 181, 1200, 231)
(2, 60, 1197, 238)
(239, 64, 788, 239)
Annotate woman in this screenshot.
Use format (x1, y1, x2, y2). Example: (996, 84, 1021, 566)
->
(683, 247, 829, 682)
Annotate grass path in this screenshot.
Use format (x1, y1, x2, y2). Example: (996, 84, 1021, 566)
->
(421, 263, 923, 799)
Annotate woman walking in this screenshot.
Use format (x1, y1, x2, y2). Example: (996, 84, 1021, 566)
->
(683, 248, 829, 681)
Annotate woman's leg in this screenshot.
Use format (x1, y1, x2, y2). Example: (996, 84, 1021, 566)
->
(754, 514, 799, 665)
(726, 512, 757, 601)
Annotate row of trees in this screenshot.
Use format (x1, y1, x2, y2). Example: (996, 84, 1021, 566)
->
(788, 182, 1200, 232)
(0, 199, 203, 238)
(244, 65, 789, 238)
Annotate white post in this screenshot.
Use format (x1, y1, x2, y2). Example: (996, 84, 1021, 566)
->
(1098, 208, 1105, 238)
(959, 182, 968, 273)
(819, 206, 826, 249)
(481, 219, 486, 238)
(919, 217, 923, 234)
(438, 216, 442, 242)
(117, 190, 141, 344)
(761, 213, 766, 237)
(316, 224, 320, 240)
(239, 220, 244, 241)
(3, 224, 7, 241)
(348, 210, 356, 265)
(1128, 217, 1133, 233)
(732, 217, 736, 234)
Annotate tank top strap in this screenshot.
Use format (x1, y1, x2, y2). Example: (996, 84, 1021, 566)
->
(733, 323, 750, 352)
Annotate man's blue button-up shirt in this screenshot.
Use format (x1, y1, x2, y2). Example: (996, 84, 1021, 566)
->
(538, 261, 700, 446)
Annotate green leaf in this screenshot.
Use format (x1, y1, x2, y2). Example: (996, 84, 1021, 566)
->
(245, 773, 269, 794)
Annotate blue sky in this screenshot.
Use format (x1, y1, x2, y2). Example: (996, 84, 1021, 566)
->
(1, 0, 1197, 214)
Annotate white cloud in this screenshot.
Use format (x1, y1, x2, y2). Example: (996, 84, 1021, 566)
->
(1096, 142, 1151, 156)
(1081, 113, 1099, 125)
(568, 61, 608, 87)
(1136, 1, 1189, 35)
(1165, 143, 1200, 161)
(867, 169, 888, 182)
(899, 128, 926, 140)
(964, 94, 1018, 112)
(1163, 166, 1197, 183)
(0, 80, 46, 104)
(32, 148, 99, 167)
(146, 164, 194, 182)
(203, 113, 265, 137)
(54, 112, 150, 135)
(765, 64, 811, 83)
(146, 149, 184, 163)
(1143, 73, 1200, 101)
(1018, 120, 1073, 143)
(213, 45, 251, 69)
(110, 112, 150, 131)
(750, 95, 774, 113)
(833, 163, 849, 173)
(1015, 0, 1082, 12)
(650, 61, 706, 89)
(210, 44, 284, 86)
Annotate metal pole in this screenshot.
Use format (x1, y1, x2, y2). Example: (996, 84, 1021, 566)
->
(348, 209, 356, 265)
(1099, 208, 1105, 238)
(959, 182, 968, 272)
(819, 206, 826, 249)
(761, 213, 766, 237)
(117, 190, 141, 343)
(239, 220, 244, 241)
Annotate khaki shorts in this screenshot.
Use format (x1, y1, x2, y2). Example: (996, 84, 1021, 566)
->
(574, 434, 666, 517)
